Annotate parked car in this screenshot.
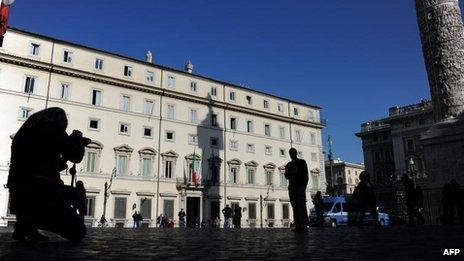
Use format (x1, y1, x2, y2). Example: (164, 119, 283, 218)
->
(309, 196, 390, 227)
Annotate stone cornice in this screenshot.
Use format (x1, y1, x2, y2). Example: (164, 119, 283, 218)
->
(0, 53, 325, 129)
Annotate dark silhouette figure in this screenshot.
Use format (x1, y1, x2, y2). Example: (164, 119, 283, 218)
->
(132, 211, 142, 228)
(233, 205, 242, 228)
(284, 148, 309, 232)
(99, 215, 107, 227)
(222, 204, 233, 228)
(178, 209, 186, 227)
(75, 180, 87, 221)
(449, 179, 464, 225)
(401, 174, 425, 226)
(313, 191, 324, 227)
(353, 171, 380, 227)
(7, 107, 90, 242)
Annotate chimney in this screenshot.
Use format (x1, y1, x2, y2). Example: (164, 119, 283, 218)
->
(146, 50, 153, 63)
(185, 60, 194, 74)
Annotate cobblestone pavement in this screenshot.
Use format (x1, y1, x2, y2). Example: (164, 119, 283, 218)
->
(0, 226, 463, 260)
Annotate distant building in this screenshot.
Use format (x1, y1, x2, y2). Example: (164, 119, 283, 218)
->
(356, 99, 434, 213)
(325, 159, 364, 196)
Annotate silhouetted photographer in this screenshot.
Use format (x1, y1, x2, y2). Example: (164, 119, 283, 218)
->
(7, 107, 91, 242)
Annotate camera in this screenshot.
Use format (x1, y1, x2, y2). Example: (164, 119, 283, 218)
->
(70, 130, 92, 147)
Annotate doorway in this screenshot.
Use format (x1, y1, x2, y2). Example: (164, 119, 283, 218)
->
(187, 197, 200, 228)
(210, 201, 220, 220)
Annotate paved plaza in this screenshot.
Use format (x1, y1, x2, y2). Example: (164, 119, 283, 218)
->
(0, 226, 463, 260)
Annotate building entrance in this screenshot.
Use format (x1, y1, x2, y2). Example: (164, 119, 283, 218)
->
(187, 197, 200, 228)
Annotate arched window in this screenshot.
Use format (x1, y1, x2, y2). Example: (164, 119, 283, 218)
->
(114, 144, 133, 176)
(245, 161, 259, 185)
(227, 159, 242, 184)
(161, 150, 179, 179)
(138, 147, 156, 177)
(263, 163, 276, 186)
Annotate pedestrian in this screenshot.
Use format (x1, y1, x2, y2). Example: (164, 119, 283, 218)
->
(233, 205, 242, 228)
(442, 182, 453, 225)
(284, 148, 309, 232)
(313, 191, 324, 226)
(213, 216, 220, 228)
(162, 214, 169, 228)
(132, 211, 140, 228)
(178, 208, 186, 228)
(99, 215, 107, 228)
(137, 212, 143, 228)
(222, 204, 233, 228)
(156, 214, 164, 228)
(353, 171, 380, 228)
(401, 174, 425, 226)
(449, 179, 464, 225)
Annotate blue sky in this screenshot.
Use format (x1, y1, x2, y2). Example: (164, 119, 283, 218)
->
(8, 0, 439, 163)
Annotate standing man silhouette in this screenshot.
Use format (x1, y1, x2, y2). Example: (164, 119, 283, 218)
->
(285, 148, 309, 232)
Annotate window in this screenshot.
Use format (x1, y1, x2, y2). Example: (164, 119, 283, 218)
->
(267, 203, 275, 219)
(282, 203, 289, 219)
(92, 89, 102, 106)
(163, 199, 174, 219)
(295, 130, 302, 142)
(265, 146, 272, 156)
(165, 131, 175, 141)
(190, 81, 197, 92)
(165, 160, 173, 178)
(210, 87, 217, 96)
(211, 114, 218, 127)
(247, 120, 253, 133)
(124, 65, 133, 77)
(141, 157, 152, 177)
(279, 148, 286, 157)
(310, 133, 316, 145)
(143, 100, 154, 115)
(263, 100, 269, 109)
(85, 196, 95, 218)
(311, 152, 317, 162)
(230, 117, 237, 130)
(265, 170, 273, 185)
(293, 107, 299, 116)
(18, 107, 32, 120)
(166, 104, 175, 119)
(247, 143, 255, 153)
(167, 75, 175, 88)
(246, 95, 252, 105)
(86, 151, 97, 172)
(229, 140, 238, 151)
(119, 123, 130, 135)
(277, 103, 284, 113)
(140, 198, 152, 219)
(29, 43, 40, 56)
(59, 83, 70, 100)
(95, 58, 104, 70)
(143, 127, 153, 138)
(230, 167, 238, 184)
(89, 119, 100, 130)
(279, 127, 286, 139)
(189, 109, 198, 123)
(63, 50, 73, 63)
(117, 155, 128, 175)
(211, 137, 219, 147)
(264, 124, 271, 136)
(114, 197, 127, 219)
(307, 111, 314, 121)
(248, 203, 256, 219)
(280, 170, 287, 187)
(24, 76, 36, 94)
(120, 95, 131, 111)
(146, 71, 155, 82)
(229, 91, 236, 101)
(311, 175, 319, 190)
(247, 168, 255, 184)
(188, 134, 198, 145)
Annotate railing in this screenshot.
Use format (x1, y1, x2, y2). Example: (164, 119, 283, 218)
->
(388, 99, 432, 117)
(360, 120, 389, 132)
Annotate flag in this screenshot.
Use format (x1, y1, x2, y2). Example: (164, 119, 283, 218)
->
(0, 2, 10, 46)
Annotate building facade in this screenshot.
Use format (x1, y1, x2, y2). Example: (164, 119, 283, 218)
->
(325, 159, 364, 196)
(356, 100, 434, 214)
(0, 28, 326, 228)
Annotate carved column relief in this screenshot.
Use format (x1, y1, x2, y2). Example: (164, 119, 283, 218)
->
(415, 0, 464, 121)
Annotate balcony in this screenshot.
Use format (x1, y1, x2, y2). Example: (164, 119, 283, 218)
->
(360, 120, 390, 132)
(388, 99, 432, 117)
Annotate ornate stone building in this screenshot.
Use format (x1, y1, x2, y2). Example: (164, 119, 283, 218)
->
(0, 28, 326, 227)
(324, 159, 364, 196)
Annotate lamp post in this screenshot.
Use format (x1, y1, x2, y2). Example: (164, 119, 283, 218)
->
(102, 168, 117, 220)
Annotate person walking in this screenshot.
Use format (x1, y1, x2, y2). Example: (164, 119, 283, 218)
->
(132, 211, 139, 228)
(222, 205, 233, 228)
(178, 209, 186, 228)
(313, 191, 324, 227)
(284, 148, 309, 232)
(353, 171, 380, 228)
(233, 205, 242, 228)
(401, 174, 425, 226)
